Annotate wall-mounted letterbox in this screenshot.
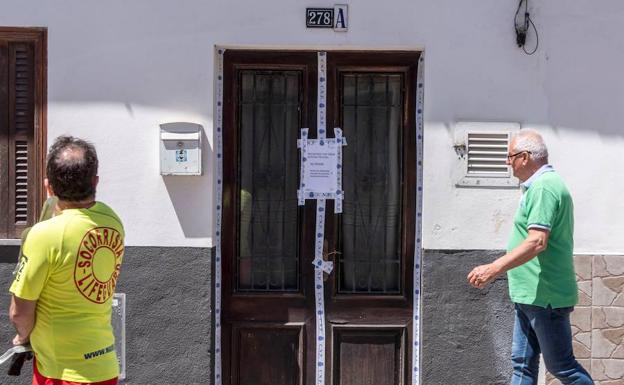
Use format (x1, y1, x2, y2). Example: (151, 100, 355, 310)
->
(160, 122, 202, 175)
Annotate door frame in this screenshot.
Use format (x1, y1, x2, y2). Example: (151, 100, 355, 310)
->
(213, 46, 425, 385)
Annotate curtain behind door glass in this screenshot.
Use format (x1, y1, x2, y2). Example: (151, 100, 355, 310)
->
(237, 70, 301, 292)
(339, 73, 403, 294)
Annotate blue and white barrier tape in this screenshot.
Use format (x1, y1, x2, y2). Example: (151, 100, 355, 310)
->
(314, 51, 330, 385)
(215, 47, 225, 385)
(412, 51, 425, 385)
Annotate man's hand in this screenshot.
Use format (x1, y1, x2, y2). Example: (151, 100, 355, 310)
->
(12, 334, 29, 346)
(467, 263, 501, 289)
(467, 229, 550, 289)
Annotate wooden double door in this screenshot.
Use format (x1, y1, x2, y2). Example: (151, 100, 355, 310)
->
(221, 50, 419, 385)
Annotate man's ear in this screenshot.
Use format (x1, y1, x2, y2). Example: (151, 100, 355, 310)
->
(44, 178, 55, 198)
(93, 175, 99, 190)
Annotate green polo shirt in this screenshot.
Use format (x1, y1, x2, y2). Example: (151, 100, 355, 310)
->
(507, 166, 577, 308)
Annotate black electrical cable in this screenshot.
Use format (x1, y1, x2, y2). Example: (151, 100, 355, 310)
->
(514, 0, 539, 55)
(523, 15, 539, 55)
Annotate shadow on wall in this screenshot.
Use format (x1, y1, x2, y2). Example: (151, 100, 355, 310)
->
(162, 126, 214, 239)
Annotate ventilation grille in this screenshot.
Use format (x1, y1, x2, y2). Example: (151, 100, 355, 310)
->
(15, 141, 29, 224)
(466, 132, 510, 176)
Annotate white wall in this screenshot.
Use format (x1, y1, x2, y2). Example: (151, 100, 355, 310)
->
(2, 0, 623, 252)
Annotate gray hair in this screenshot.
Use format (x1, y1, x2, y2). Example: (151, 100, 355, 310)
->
(511, 129, 549, 162)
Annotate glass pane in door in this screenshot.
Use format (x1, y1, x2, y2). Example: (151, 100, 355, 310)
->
(237, 70, 302, 292)
(339, 73, 404, 294)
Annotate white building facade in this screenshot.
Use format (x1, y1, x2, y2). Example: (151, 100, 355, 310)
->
(1, 1, 623, 384)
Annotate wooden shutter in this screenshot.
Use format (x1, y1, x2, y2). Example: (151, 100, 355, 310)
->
(0, 28, 45, 239)
(0, 41, 8, 238)
(9, 42, 35, 238)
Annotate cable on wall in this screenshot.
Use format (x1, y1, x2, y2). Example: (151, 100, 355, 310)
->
(514, 0, 539, 55)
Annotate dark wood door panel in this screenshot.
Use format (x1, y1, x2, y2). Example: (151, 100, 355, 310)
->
(324, 51, 419, 385)
(332, 327, 406, 385)
(226, 295, 307, 321)
(325, 51, 419, 307)
(222, 50, 318, 312)
(231, 323, 305, 385)
(222, 50, 318, 385)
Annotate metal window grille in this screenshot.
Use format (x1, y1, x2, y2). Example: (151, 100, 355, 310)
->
(236, 70, 302, 292)
(338, 73, 403, 294)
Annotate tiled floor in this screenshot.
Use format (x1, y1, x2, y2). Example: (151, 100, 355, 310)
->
(546, 255, 624, 385)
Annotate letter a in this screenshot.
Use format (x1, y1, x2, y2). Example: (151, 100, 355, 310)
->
(334, 6, 347, 31)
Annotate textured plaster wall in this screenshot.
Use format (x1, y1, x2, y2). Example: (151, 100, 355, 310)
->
(421, 249, 624, 385)
(422, 250, 514, 385)
(0, 246, 212, 385)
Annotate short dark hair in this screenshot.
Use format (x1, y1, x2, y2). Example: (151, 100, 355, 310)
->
(46, 136, 99, 201)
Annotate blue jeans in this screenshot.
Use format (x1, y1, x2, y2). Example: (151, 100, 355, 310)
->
(510, 303, 594, 385)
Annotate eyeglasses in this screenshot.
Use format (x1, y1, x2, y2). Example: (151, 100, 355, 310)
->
(507, 151, 531, 160)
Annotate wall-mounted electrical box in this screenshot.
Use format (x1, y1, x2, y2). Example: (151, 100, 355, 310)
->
(160, 122, 202, 175)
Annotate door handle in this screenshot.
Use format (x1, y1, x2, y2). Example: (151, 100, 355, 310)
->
(328, 319, 349, 325)
(323, 250, 341, 263)
(321, 250, 340, 281)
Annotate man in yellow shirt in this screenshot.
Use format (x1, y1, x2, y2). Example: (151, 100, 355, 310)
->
(9, 136, 124, 385)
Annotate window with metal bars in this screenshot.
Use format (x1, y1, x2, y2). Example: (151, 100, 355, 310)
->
(338, 72, 404, 294)
(235, 70, 302, 292)
(454, 122, 520, 188)
(0, 28, 46, 239)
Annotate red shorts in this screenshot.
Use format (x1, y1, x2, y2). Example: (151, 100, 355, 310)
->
(33, 360, 118, 385)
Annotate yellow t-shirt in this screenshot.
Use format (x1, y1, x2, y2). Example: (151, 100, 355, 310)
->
(10, 202, 124, 382)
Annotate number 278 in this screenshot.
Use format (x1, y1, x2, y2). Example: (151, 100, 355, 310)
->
(308, 10, 333, 26)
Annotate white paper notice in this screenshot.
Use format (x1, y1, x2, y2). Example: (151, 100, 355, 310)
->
(303, 140, 338, 194)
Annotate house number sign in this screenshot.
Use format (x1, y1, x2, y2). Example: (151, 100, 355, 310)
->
(306, 5, 348, 31)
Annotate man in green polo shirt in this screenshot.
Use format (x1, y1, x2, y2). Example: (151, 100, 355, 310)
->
(467, 129, 593, 385)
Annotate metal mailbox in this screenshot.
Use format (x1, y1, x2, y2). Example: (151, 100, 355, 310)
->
(159, 122, 202, 175)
